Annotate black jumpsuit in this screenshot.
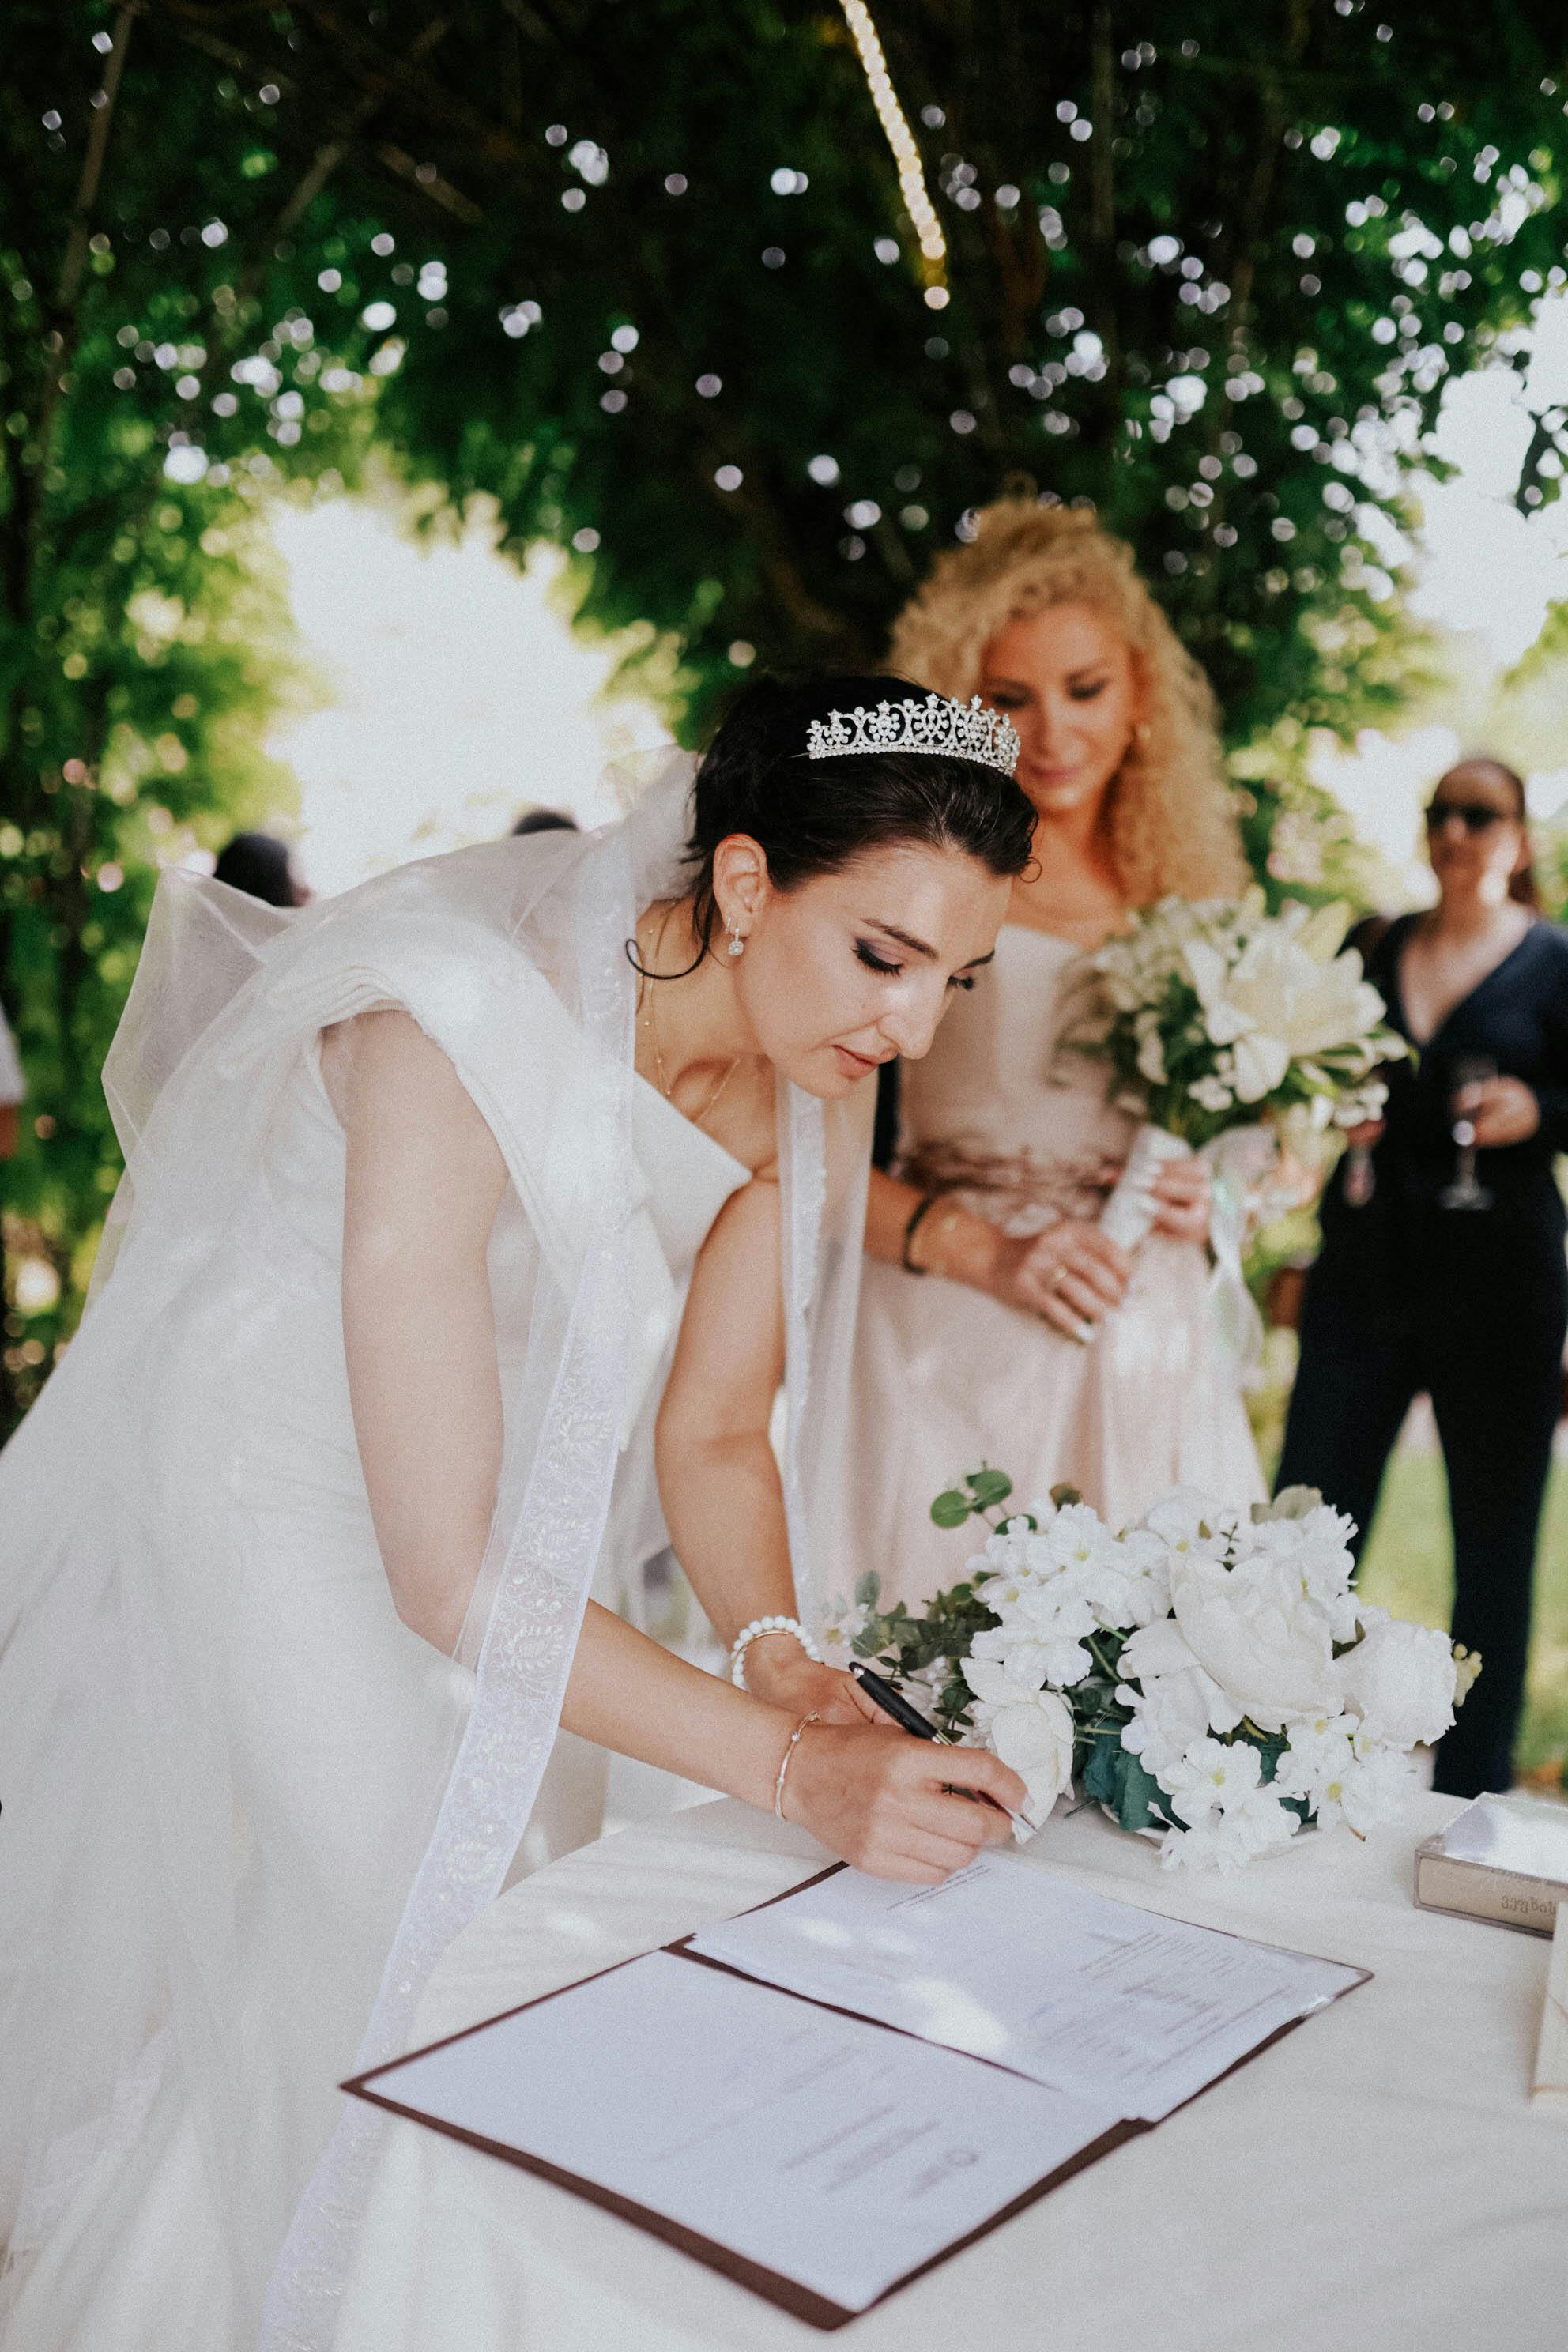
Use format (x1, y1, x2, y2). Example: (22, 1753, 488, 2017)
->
(1277, 914, 1568, 1796)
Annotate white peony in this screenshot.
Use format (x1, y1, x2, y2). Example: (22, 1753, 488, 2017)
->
(1167, 1553, 1340, 1732)
(1118, 1616, 1245, 1740)
(963, 1660, 1075, 1837)
(1243, 1512, 1360, 1642)
(1339, 1608, 1457, 1750)
(1182, 903, 1394, 1107)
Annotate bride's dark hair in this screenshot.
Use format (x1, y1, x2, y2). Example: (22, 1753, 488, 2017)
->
(673, 673, 1035, 967)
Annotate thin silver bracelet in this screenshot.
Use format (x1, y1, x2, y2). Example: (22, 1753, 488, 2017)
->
(774, 1711, 822, 1821)
(729, 1613, 823, 1690)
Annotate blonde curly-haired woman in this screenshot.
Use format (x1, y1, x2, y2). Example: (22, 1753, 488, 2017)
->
(846, 499, 1265, 1614)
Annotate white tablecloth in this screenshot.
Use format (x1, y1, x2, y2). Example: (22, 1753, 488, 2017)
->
(332, 1791, 1568, 2352)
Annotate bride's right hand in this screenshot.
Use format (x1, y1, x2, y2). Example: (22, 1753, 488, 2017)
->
(985, 1218, 1131, 1339)
(781, 1723, 1028, 1883)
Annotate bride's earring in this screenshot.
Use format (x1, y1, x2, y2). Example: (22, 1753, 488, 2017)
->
(726, 918, 746, 959)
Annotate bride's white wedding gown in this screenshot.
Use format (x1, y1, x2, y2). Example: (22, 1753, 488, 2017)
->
(0, 767, 868, 2352)
(848, 925, 1264, 1608)
(2, 1056, 744, 2352)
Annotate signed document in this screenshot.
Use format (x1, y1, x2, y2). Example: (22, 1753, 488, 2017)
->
(358, 1949, 1120, 2314)
(690, 1853, 1364, 2121)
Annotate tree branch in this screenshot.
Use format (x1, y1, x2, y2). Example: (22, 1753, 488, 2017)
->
(28, 6, 137, 567)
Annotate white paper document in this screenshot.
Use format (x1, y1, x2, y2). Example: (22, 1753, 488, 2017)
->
(366, 1949, 1119, 2313)
(690, 1854, 1363, 2121)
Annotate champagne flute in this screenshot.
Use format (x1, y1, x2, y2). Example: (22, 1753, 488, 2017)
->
(1438, 1053, 1495, 1212)
(1342, 1137, 1376, 1208)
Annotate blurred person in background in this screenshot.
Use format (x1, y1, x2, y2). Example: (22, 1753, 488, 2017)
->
(511, 807, 579, 837)
(0, 998, 22, 1434)
(1278, 757, 1568, 1797)
(0, 994, 21, 1163)
(213, 831, 312, 908)
(846, 499, 1259, 1615)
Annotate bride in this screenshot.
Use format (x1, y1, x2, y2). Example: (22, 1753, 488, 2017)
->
(0, 673, 1032, 2352)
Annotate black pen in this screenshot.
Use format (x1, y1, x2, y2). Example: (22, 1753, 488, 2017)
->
(849, 1662, 1020, 1822)
(849, 1660, 948, 1739)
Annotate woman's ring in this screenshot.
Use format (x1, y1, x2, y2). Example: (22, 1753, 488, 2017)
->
(1047, 1261, 1070, 1295)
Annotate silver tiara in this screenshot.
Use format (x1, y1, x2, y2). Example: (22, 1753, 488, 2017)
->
(805, 692, 1021, 779)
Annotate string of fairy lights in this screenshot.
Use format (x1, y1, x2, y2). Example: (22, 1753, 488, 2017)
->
(838, 0, 950, 310)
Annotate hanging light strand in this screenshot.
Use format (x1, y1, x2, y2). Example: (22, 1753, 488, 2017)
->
(839, 0, 950, 309)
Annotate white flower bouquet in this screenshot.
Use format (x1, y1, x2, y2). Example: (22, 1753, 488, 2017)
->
(1084, 889, 1408, 1253)
(834, 1470, 1479, 1872)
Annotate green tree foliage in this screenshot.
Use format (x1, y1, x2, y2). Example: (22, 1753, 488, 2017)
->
(3, 1, 1567, 1418)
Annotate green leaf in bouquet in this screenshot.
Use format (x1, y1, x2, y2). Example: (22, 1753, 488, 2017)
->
(1081, 1731, 1123, 1809)
(854, 1570, 882, 1608)
(1083, 1734, 1174, 1833)
(966, 1468, 1013, 1509)
(1114, 1751, 1174, 1833)
(930, 1489, 972, 1529)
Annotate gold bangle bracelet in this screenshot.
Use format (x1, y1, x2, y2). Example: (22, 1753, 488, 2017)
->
(774, 1710, 822, 1821)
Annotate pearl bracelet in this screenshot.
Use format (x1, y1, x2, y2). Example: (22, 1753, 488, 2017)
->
(729, 1613, 822, 1690)
(774, 1711, 821, 1821)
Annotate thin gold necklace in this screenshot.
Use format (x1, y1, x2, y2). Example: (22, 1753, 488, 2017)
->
(639, 906, 741, 1129)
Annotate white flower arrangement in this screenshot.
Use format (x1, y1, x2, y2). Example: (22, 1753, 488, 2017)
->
(1088, 888, 1405, 1146)
(841, 1472, 1480, 1872)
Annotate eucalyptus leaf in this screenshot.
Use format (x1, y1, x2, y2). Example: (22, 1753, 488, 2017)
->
(966, 1468, 1012, 1508)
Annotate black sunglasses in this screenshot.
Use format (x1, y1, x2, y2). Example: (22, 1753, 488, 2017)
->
(1424, 799, 1511, 835)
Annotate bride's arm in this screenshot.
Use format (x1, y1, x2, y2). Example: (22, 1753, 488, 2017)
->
(332, 1008, 510, 1651)
(654, 1175, 880, 1725)
(561, 1603, 1023, 1880)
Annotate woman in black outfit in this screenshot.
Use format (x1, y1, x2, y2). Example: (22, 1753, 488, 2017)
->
(1278, 758, 1568, 1797)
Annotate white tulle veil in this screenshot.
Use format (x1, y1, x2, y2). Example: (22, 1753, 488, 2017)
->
(0, 752, 871, 2348)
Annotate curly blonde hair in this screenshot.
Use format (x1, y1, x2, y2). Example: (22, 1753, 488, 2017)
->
(888, 499, 1247, 905)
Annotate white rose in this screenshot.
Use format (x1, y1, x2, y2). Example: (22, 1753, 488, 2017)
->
(963, 1660, 1074, 1837)
(1339, 1609, 1457, 1750)
(1169, 1554, 1339, 1732)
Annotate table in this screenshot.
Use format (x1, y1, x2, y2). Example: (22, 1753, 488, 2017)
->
(330, 1790, 1568, 2352)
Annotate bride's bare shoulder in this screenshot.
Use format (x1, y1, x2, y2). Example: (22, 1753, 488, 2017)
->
(318, 1006, 466, 1127)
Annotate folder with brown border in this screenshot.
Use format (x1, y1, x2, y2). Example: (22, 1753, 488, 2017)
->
(344, 1865, 1371, 2331)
